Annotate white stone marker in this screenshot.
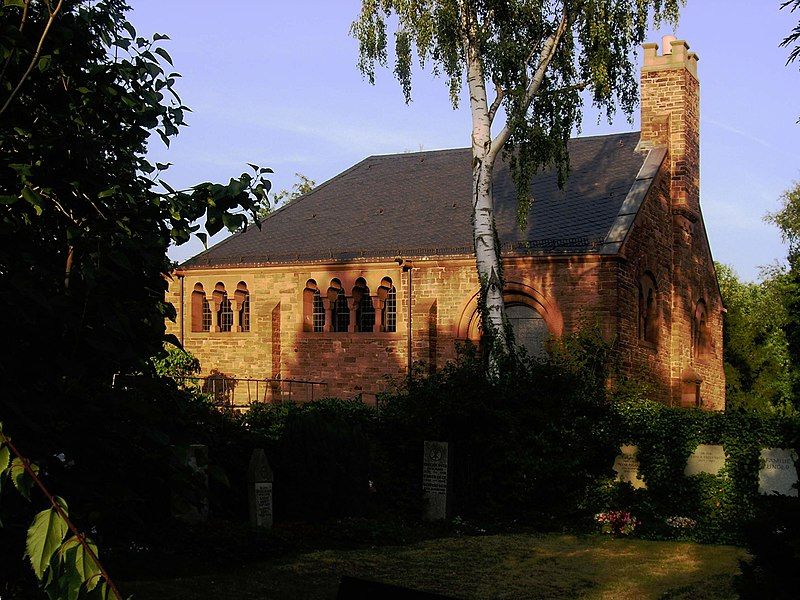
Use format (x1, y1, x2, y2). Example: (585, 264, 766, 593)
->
(422, 441, 450, 521)
(759, 448, 799, 497)
(248, 449, 274, 529)
(613, 444, 646, 489)
(684, 444, 726, 477)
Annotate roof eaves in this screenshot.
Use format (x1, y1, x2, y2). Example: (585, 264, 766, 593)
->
(599, 145, 667, 255)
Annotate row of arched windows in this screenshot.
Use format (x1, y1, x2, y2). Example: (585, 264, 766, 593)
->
(303, 277, 397, 333)
(637, 272, 711, 358)
(191, 282, 250, 333)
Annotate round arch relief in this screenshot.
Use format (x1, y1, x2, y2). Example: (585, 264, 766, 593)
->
(457, 282, 561, 358)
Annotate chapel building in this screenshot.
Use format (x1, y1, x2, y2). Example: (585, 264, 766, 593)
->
(166, 39, 725, 409)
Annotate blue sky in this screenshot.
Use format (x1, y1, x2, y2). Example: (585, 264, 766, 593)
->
(128, 1, 800, 282)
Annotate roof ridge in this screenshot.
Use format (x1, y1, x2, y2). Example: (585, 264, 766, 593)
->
(364, 130, 640, 160)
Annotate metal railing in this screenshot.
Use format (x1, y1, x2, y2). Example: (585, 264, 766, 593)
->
(180, 376, 327, 408)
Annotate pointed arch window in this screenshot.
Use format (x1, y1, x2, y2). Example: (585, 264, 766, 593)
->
(694, 300, 711, 359)
(638, 273, 659, 346)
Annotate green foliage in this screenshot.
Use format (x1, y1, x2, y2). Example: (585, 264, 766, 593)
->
(254, 172, 315, 221)
(766, 181, 800, 408)
(0, 424, 119, 599)
(0, 1, 271, 592)
(716, 262, 793, 412)
(244, 398, 377, 521)
(152, 345, 202, 381)
(781, 0, 800, 122)
(600, 399, 800, 544)
(736, 497, 800, 599)
(27, 501, 69, 579)
(0, 0, 271, 425)
(351, 0, 683, 218)
(372, 329, 617, 521)
(767, 181, 800, 251)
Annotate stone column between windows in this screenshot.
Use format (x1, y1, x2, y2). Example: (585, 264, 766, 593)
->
(372, 297, 385, 333)
(347, 297, 357, 333)
(211, 299, 220, 332)
(322, 297, 332, 333)
(232, 299, 241, 332)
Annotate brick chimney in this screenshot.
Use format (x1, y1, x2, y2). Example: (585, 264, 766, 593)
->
(640, 38, 700, 217)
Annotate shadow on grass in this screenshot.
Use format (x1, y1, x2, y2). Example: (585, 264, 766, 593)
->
(120, 531, 747, 600)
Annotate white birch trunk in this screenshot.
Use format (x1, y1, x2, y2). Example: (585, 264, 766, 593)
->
(465, 47, 507, 359)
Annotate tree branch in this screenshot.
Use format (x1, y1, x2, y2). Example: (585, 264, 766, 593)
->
(487, 80, 505, 125)
(0, 0, 64, 117)
(489, 10, 570, 159)
(0, 433, 123, 599)
(0, 0, 31, 87)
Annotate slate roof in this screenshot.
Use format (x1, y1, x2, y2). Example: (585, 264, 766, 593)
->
(183, 131, 664, 269)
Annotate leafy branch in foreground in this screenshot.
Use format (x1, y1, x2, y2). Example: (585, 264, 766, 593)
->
(0, 423, 122, 599)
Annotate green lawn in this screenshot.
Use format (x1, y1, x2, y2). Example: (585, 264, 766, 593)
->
(122, 533, 747, 599)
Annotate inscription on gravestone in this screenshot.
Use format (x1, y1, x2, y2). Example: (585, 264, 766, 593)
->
(248, 449, 274, 529)
(422, 441, 449, 521)
(759, 448, 798, 497)
(613, 445, 646, 489)
(684, 444, 726, 477)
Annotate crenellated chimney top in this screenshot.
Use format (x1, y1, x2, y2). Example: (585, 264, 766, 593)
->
(642, 38, 699, 80)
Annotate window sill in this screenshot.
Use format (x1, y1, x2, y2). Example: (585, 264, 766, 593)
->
(187, 331, 252, 337)
(639, 340, 658, 352)
(297, 331, 400, 340)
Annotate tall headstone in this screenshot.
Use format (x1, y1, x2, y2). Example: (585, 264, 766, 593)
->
(248, 449, 274, 529)
(422, 441, 450, 521)
(684, 444, 726, 477)
(612, 445, 646, 489)
(759, 448, 799, 497)
(172, 443, 209, 523)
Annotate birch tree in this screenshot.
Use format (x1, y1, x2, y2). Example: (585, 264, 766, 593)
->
(351, 0, 681, 367)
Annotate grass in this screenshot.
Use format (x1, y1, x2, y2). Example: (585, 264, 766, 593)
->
(122, 532, 747, 599)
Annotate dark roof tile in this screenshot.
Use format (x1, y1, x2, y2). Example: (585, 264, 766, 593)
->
(184, 131, 648, 267)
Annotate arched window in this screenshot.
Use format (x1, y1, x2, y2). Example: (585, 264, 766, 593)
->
(219, 298, 233, 332)
(329, 279, 349, 332)
(506, 303, 549, 358)
(638, 273, 659, 345)
(333, 290, 349, 332)
(236, 281, 250, 332)
(312, 289, 325, 332)
(214, 282, 233, 333)
(354, 277, 375, 333)
(694, 300, 710, 358)
(191, 283, 211, 332)
(380, 278, 396, 333)
(303, 280, 325, 333)
(202, 297, 211, 331)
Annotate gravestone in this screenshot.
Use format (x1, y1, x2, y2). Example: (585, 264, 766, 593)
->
(612, 444, 646, 489)
(684, 444, 726, 477)
(248, 449, 274, 529)
(759, 448, 799, 497)
(172, 443, 209, 523)
(422, 441, 450, 521)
